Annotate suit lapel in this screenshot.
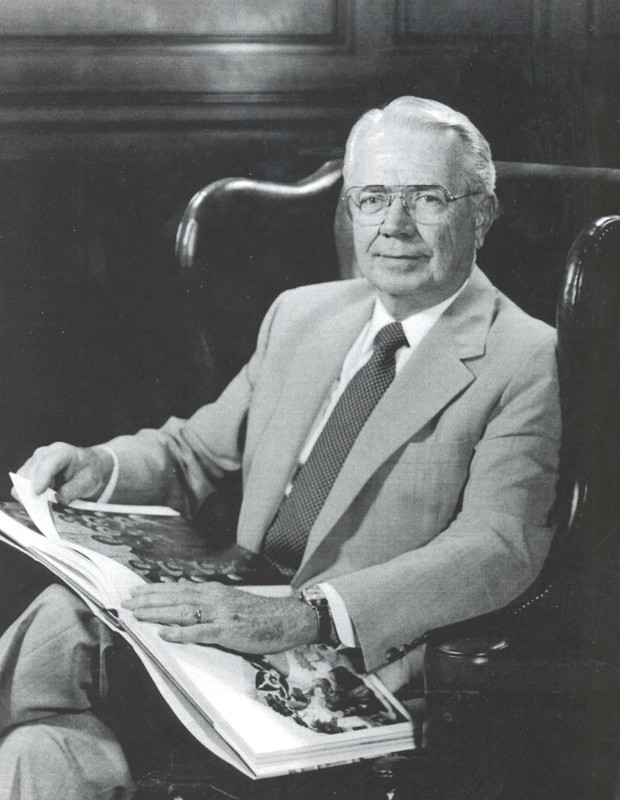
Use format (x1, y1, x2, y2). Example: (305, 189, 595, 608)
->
(295, 267, 498, 582)
(237, 287, 375, 550)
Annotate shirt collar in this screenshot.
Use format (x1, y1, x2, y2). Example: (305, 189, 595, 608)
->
(369, 278, 469, 349)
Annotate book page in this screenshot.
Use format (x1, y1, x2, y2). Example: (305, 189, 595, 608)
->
(10, 472, 60, 539)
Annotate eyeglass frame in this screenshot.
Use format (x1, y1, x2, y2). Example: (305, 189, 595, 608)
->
(342, 184, 486, 226)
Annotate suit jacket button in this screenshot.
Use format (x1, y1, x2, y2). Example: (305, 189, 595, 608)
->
(385, 647, 401, 662)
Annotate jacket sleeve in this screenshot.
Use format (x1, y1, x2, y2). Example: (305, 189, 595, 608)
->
(103, 294, 283, 516)
(328, 332, 561, 673)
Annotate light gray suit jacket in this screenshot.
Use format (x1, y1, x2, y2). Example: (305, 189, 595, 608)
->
(107, 267, 561, 673)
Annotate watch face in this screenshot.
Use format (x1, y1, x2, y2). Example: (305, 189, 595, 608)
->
(303, 586, 327, 606)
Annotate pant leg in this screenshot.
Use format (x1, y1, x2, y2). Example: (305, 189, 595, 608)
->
(0, 543, 52, 637)
(0, 583, 115, 733)
(0, 715, 134, 800)
(0, 584, 135, 799)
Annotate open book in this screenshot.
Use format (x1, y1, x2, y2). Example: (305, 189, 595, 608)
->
(0, 474, 415, 779)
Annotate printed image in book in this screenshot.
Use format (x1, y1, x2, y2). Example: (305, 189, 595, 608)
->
(252, 644, 406, 734)
(0, 499, 274, 584)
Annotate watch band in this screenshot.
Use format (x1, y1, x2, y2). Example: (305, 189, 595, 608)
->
(300, 585, 333, 645)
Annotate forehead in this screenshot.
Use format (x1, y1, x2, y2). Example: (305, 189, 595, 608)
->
(347, 123, 467, 189)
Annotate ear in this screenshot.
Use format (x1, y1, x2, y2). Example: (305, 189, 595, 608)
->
(474, 193, 499, 249)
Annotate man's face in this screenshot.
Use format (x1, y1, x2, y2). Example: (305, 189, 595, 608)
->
(346, 124, 494, 318)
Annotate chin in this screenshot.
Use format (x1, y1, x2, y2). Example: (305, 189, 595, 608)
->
(370, 268, 430, 297)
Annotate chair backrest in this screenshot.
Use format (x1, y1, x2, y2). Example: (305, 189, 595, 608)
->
(175, 161, 343, 405)
(552, 216, 620, 662)
(556, 215, 620, 561)
(176, 159, 620, 405)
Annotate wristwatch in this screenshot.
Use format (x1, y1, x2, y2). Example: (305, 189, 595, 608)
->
(299, 585, 334, 645)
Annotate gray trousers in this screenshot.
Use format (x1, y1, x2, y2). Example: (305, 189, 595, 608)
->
(0, 584, 135, 799)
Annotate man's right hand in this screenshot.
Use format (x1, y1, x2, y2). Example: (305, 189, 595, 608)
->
(16, 443, 114, 504)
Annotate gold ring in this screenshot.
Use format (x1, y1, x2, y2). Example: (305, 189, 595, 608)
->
(194, 606, 202, 623)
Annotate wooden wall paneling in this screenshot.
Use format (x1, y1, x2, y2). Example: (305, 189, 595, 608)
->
(395, 0, 536, 42)
(542, 0, 597, 165)
(384, 0, 616, 167)
(589, 0, 620, 39)
(586, 0, 620, 167)
(1, 0, 344, 41)
(0, 0, 359, 115)
(384, 0, 546, 164)
(0, 0, 616, 152)
(1, 0, 614, 165)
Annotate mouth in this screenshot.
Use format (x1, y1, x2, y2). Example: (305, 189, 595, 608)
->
(373, 253, 429, 262)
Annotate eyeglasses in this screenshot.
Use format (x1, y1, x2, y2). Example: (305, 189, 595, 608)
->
(342, 184, 484, 226)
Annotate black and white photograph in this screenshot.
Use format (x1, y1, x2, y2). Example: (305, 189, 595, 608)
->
(0, 2, 619, 798)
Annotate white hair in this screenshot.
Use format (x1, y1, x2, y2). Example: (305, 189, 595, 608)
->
(343, 96, 496, 195)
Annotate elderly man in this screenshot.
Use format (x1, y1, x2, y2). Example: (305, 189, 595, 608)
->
(1, 96, 560, 799)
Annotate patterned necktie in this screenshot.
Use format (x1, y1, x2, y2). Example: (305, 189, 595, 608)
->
(260, 321, 408, 578)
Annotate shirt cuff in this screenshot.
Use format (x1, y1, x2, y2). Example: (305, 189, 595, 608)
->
(317, 582, 359, 649)
(96, 446, 119, 503)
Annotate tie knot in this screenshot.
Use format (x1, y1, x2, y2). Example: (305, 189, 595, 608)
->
(373, 322, 408, 359)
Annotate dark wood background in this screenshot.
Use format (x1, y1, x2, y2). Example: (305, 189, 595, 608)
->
(0, 0, 618, 493)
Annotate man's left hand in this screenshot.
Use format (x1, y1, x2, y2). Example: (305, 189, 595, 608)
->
(122, 581, 318, 654)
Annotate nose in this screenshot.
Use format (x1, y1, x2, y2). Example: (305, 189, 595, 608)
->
(379, 193, 417, 237)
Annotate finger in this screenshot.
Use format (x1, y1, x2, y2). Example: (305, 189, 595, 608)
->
(127, 582, 226, 605)
(26, 444, 75, 495)
(130, 577, 228, 593)
(129, 582, 187, 598)
(159, 625, 215, 645)
(123, 594, 190, 611)
(132, 604, 209, 626)
(129, 580, 212, 596)
(124, 587, 205, 608)
(57, 470, 98, 504)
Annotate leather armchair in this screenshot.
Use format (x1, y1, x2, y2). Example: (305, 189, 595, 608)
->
(131, 164, 620, 799)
